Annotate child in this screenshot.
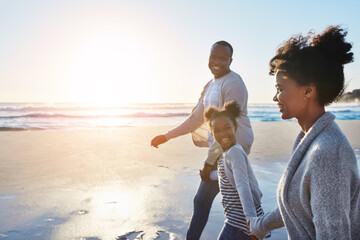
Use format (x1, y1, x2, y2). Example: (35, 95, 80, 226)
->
(204, 100, 268, 240)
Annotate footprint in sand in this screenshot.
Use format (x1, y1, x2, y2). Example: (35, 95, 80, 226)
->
(157, 165, 171, 169)
(117, 230, 175, 240)
(72, 210, 89, 215)
(75, 238, 101, 240)
(117, 231, 144, 240)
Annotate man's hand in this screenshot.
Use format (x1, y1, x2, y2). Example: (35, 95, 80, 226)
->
(200, 162, 213, 182)
(151, 135, 167, 148)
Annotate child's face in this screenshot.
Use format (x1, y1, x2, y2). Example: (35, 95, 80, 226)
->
(211, 116, 237, 151)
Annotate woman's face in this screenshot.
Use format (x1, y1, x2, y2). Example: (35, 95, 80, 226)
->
(211, 115, 237, 151)
(273, 71, 307, 120)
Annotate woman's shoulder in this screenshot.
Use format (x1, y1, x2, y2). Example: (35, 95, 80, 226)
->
(314, 121, 351, 150)
(308, 122, 356, 167)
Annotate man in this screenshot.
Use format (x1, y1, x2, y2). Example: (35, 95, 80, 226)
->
(151, 41, 254, 240)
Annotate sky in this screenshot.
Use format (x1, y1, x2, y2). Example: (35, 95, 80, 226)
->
(0, 0, 359, 104)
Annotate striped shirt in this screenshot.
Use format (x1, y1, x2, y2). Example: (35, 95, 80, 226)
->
(218, 156, 264, 234)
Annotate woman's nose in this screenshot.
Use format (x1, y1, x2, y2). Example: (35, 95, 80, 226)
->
(273, 94, 278, 102)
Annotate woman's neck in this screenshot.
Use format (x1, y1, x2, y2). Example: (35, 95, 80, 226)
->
(297, 104, 325, 133)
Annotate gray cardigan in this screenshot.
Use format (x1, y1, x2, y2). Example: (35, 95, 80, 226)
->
(250, 112, 360, 239)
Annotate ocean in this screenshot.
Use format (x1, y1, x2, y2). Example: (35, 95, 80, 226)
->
(0, 102, 360, 130)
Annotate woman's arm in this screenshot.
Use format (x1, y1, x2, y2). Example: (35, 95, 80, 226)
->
(309, 140, 356, 239)
(249, 208, 284, 240)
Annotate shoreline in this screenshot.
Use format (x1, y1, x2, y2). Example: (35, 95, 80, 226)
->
(0, 120, 359, 239)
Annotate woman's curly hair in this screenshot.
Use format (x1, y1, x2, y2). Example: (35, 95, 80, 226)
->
(269, 25, 353, 106)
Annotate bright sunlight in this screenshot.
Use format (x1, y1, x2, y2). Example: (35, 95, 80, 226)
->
(70, 34, 155, 105)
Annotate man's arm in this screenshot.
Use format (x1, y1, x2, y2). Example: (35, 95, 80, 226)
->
(223, 74, 254, 155)
(150, 103, 205, 147)
(164, 101, 205, 140)
(151, 81, 210, 148)
(204, 140, 222, 165)
(222, 75, 248, 113)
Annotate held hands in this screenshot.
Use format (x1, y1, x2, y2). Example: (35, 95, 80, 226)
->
(199, 162, 213, 182)
(151, 135, 168, 148)
(247, 220, 259, 240)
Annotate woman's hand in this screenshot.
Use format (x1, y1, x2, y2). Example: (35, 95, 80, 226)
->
(151, 135, 167, 148)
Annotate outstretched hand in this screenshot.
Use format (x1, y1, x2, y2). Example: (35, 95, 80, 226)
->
(151, 135, 167, 148)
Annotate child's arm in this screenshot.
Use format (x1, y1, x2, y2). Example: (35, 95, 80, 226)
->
(227, 147, 257, 220)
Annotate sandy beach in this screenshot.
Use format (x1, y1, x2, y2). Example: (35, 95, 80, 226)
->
(0, 120, 359, 240)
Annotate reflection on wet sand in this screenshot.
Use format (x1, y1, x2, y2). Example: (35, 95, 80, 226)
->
(0, 124, 358, 239)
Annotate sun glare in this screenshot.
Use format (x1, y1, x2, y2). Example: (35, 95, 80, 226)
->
(71, 34, 155, 105)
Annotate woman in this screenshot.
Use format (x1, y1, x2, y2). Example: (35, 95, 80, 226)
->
(249, 26, 360, 239)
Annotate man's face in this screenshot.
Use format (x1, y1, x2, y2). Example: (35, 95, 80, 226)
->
(208, 44, 232, 79)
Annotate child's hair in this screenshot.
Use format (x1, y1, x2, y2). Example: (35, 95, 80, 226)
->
(204, 100, 240, 129)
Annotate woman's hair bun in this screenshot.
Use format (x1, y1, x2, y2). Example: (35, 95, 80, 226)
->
(224, 100, 240, 118)
(311, 25, 353, 65)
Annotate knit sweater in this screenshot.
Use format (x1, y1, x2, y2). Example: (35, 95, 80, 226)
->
(164, 71, 254, 165)
(250, 112, 360, 239)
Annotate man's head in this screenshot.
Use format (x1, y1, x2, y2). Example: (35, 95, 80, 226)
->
(208, 41, 233, 79)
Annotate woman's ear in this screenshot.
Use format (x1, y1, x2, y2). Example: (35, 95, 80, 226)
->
(304, 83, 316, 99)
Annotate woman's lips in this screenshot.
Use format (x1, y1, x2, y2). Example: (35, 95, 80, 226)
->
(278, 104, 284, 112)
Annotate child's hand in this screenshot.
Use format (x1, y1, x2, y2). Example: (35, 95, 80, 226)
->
(247, 220, 259, 240)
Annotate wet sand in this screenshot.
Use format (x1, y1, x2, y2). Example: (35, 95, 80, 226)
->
(0, 120, 359, 240)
